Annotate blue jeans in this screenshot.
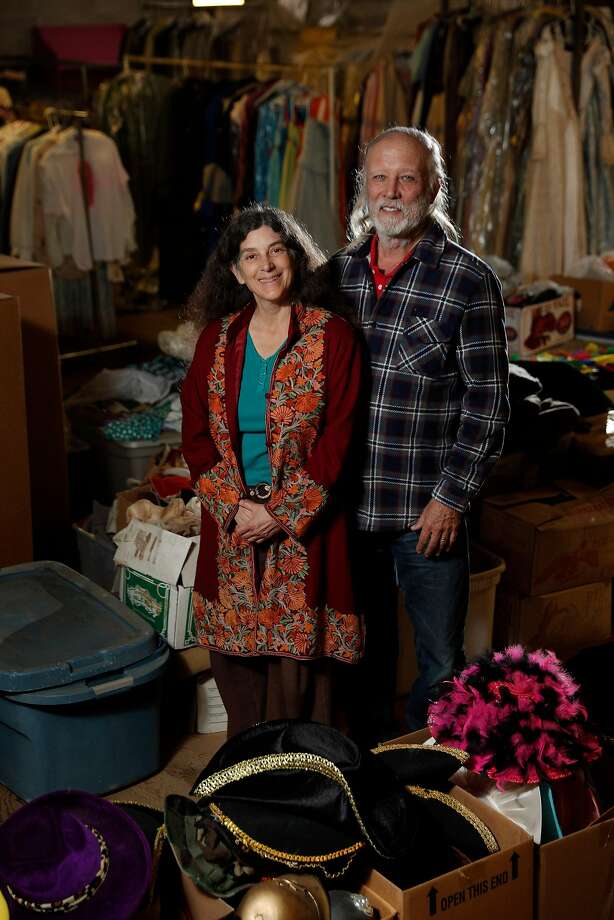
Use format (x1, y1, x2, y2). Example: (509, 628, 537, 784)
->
(348, 525, 469, 744)
(391, 525, 469, 730)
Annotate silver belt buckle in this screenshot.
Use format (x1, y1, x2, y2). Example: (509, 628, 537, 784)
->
(251, 482, 271, 502)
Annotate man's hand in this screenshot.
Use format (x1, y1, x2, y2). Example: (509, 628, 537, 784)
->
(234, 499, 281, 544)
(410, 498, 462, 558)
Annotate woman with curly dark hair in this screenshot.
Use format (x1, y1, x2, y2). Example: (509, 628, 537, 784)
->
(181, 205, 364, 737)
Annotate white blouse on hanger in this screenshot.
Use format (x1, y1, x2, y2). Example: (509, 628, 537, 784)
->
(40, 129, 136, 271)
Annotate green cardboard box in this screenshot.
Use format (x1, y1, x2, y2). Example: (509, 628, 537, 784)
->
(120, 567, 196, 649)
(114, 520, 199, 649)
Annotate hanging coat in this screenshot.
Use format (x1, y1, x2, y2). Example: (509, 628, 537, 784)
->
(181, 303, 364, 663)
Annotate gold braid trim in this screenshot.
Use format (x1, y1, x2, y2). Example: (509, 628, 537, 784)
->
(193, 752, 385, 856)
(406, 786, 499, 854)
(148, 824, 167, 906)
(371, 743, 470, 765)
(209, 802, 364, 879)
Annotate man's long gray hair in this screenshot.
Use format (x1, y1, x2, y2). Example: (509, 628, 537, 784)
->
(348, 126, 459, 243)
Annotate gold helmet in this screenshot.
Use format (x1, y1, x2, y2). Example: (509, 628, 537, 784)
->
(235, 875, 330, 920)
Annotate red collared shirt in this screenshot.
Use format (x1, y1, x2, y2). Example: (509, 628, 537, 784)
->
(369, 234, 415, 298)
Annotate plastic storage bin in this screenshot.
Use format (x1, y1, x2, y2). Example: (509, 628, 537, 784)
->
(73, 516, 116, 592)
(396, 544, 506, 696)
(463, 544, 506, 658)
(98, 430, 181, 501)
(0, 561, 169, 800)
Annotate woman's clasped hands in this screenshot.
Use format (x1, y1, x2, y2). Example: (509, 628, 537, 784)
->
(233, 499, 281, 544)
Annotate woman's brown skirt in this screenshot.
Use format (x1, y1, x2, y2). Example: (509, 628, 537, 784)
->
(209, 651, 335, 739)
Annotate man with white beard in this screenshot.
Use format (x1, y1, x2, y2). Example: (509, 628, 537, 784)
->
(330, 127, 509, 741)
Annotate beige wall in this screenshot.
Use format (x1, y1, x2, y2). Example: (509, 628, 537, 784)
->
(0, 0, 141, 57)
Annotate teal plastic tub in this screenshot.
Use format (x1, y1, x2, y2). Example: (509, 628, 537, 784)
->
(0, 561, 169, 800)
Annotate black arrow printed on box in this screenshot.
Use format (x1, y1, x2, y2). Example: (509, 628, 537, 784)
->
(428, 886, 438, 916)
(510, 851, 520, 880)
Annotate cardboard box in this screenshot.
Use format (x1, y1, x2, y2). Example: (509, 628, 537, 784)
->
(114, 520, 198, 649)
(505, 287, 575, 359)
(571, 425, 614, 487)
(171, 646, 212, 680)
(181, 876, 233, 919)
(0, 294, 32, 564)
(480, 451, 540, 498)
(119, 566, 196, 650)
(109, 483, 159, 534)
(362, 884, 398, 920)
(494, 581, 612, 660)
(480, 483, 614, 596)
(364, 747, 533, 919)
(0, 256, 69, 556)
(535, 807, 614, 920)
(578, 410, 614, 434)
(552, 273, 614, 334)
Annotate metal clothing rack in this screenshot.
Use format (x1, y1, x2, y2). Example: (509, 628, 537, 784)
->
(43, 105, 89, 123)
(122, 53, 338, 211)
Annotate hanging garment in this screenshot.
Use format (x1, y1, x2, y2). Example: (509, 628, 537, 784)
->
(232, 81, 274, 206)
(253, 87, 287, 202)
(40, 128, 136, 271)
(52, 264, 114, 338)
(96, 71, 172, 266)
(454, 24, 495, 237)
(291, 115, 341, 256)
(495, 15, 541, 262)
(0, 125, 43, 253)
(442, 16, 475, 172)
(156, 78, 214, 303)
(521, 26, 587, 279)
(8, 129, 57, 259)
(359, 56, 408, 147)
(416, 17, 448, 132)
(407, 20, 437, 126)
(278, 119, 302, 211)
(465, 20, 515, 256)
(0, 120, 41, 253)
(31, 134, 62, 265)
(580, 36, 614, 253)
(266, 96, 289, 207)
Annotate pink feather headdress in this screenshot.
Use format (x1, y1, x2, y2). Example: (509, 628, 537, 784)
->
(427, 645, 602, 788)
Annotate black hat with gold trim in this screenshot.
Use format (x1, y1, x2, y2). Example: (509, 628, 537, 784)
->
(165, 720, 500, 894)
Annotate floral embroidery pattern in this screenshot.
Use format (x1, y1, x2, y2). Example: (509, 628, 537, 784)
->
(196, 317, 242, 530)
(194, 308, 363, 664)
(267, 309, 328, 539)
(193, 591, 363, 663)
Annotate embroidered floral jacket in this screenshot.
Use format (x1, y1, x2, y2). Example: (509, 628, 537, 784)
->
(181, 303, 364, 663)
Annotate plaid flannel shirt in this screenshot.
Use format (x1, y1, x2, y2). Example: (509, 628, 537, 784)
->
(330, 222, 509, 531)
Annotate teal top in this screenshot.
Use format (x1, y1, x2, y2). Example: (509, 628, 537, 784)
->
(238, 333, 285, 487)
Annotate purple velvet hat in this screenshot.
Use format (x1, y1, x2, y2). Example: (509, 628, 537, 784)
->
(0, 790, 152, 918)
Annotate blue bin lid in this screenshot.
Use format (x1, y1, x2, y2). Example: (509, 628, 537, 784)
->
(0, 561, 161, 693)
